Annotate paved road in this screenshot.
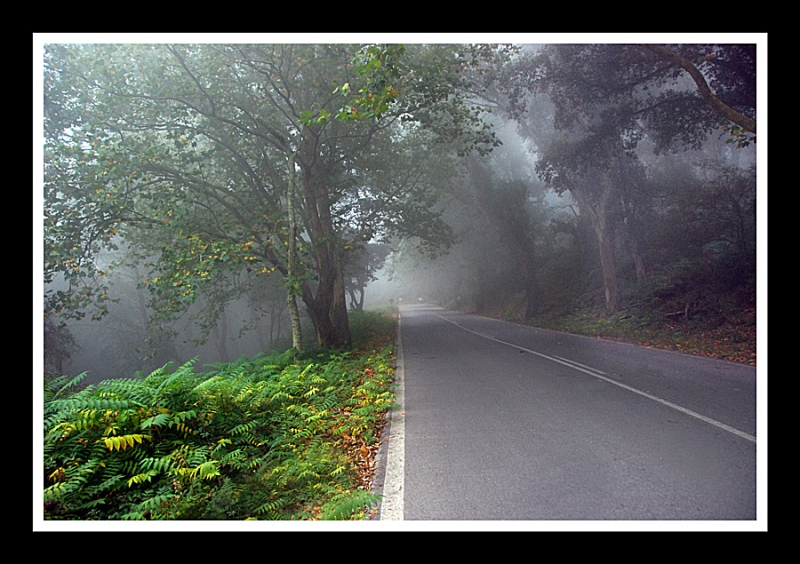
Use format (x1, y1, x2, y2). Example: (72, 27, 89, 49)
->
(379, 304, 759, 522)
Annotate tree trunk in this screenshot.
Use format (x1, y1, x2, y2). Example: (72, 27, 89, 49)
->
(499, 242, 539, 318)
(286, 152, 304, 352)
(213, 310, 230, 361)
(571, 177, 619, 315)
(596, 225, 619, 315)
(348, 285, 365, 311)
(297, 133, 352, 349)
(523, 274, 539, 318)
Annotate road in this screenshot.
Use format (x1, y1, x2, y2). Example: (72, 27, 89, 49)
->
(377, 304, 759, 523)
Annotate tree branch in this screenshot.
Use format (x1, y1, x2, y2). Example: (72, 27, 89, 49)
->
(642, 45, 756, 134)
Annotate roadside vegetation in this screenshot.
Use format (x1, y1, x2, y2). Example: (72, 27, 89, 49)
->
(472, 292, 756, 366)
(43, 311, 397, 521)
(525, 308, 755, 366)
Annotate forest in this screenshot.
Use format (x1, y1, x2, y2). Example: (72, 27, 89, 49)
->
(40, 39, 760, 520)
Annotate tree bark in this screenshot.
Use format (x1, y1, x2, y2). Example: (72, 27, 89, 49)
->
(570, 176, 620, 315)
(296, 132, 352, 349)
(286, 152, 304, 352)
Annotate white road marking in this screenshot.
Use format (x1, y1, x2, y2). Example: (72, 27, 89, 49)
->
(379, 315, 405, 520)
(435, 314, 756, 444)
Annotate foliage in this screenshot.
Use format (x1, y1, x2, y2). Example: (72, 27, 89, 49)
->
(525, 305, 756, 366)
(343, 243, 391, 311)
(495, 44, 757, 316)
(43, 314, 397, 520)
(43, 42, 510, 348)
(504, 44, 756, 155)
(44, 318, 78, 376)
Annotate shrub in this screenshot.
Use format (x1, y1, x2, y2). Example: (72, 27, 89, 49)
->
(43, 317, 397, 520)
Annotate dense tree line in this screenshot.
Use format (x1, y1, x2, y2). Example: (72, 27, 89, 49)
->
(43, 41, 758, 378)
(44, 43, 511, 354)
(388, 43, 756, 329)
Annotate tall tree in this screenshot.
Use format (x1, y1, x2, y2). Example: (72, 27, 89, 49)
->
(641, 44, 756, 143)
(44, 43, 508, 349)
(463, 157, 542, 317)
(502, 43, 756, 314)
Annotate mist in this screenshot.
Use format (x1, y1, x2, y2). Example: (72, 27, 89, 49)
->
(42, 40, 760, 384)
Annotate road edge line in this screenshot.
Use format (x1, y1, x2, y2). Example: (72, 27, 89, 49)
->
(379, 313, 405, 520)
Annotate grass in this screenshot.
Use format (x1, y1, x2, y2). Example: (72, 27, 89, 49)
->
(522, 307, 757, 366)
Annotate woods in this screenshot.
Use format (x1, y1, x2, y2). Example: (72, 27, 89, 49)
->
(44, 42, 757, 358)
(44, 43, 509, 352)
(40, 38, 760, 521)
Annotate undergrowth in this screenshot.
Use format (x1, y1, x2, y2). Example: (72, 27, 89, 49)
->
(43, 310, 397, 520)
(524, 306, 756, 366)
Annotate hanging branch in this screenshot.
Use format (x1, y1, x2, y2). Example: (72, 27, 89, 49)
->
(642, 44, 756, 135)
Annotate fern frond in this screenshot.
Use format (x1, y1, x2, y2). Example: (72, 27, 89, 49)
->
(126, 469, 160, 487)
(140, 413, 170, 429)
(254, 496, 290, 518)
(218, 448, 246, 469)
(170, 410, 197, 424)
(47, 398, 135, 414)
(192, 460, 221, 481)
(101, 434, 151, 452)
(229, 420, 260, 436)
(137, 492, 176, 511)
(191, 375, 222, 394)
(319, 490, 381, 520)
(48, 371, 89, 400)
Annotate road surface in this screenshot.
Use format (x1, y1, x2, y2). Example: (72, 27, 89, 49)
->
(377, 304, 759, 522)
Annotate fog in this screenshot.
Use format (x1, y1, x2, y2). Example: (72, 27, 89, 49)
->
(42, 41, 759, 384)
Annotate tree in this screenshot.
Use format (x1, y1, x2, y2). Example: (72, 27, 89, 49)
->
(462, 156, 542, 317)
(44, 318, 77, 377)
(641, 44, 756, 143)
(501, 43, 756, 314)
(44, 43, 508, 349)
(504, 43, 756, 153)
(343, 243, 391, 311)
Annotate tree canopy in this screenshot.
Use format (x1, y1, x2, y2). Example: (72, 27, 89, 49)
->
(43, 42, 513, 348)
(497, 43, 757, 314)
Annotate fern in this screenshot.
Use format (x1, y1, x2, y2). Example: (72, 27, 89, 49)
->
(46, 371, 89, 400)
(126, 469, 160, 487)
(43, 323, 398, 520)
(139, 455, 175, 474)
(102, 433, 150, 452)
(254, 496, 291, 519)
(140, 413, 170, 429)
(319, 490, 382, 520)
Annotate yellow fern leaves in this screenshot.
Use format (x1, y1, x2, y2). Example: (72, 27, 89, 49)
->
(102, 434, 150, 452)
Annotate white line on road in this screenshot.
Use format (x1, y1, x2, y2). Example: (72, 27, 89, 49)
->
(379, 315, 405, 520)
(435, 314, 756, 444)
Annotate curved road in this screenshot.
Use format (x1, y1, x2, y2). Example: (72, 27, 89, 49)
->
(377, 304, 760, 523)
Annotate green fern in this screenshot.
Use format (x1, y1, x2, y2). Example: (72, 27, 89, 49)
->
(319, 490, 382, 520)
(46, 371, 89, 400)
(43, 318, 398, 520)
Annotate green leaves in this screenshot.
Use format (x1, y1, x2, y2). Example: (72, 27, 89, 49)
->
(331, 44, 405, 123)
(299, 108, 331, 127)
(43, 42, 506, 350)
(319, 490, 381, 520)
(140, 413, 170, 429)
(43, 314, 397, 519)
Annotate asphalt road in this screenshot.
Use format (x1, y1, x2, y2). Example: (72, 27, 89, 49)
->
(379, 304, 758, 522)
